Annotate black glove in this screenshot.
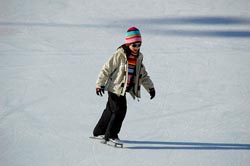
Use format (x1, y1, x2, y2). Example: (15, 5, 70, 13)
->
(96, 86, 105, 96)
(149, 88, 155, 100)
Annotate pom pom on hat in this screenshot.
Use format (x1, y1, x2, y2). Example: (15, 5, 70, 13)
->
(125, 27, 142, 44)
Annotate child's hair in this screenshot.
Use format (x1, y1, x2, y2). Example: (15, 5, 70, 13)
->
(117, 44, 131, 55)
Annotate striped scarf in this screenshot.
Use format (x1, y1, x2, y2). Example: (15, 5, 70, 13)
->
(126, 54, 137, 90)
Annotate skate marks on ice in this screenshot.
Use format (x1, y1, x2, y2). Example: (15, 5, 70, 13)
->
(1, 16, 250, 38)
(123, 16, 250, 38)
(122, 140, 250, 150)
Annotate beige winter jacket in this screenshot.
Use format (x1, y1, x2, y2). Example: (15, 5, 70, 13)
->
(96, 47, 154, 99)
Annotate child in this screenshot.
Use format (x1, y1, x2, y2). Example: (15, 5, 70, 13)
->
(93, 27, 155, 141)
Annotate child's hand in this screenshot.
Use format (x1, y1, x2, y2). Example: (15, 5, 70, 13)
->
(96, 86, 105, 96)
(149, 88, 155, 100)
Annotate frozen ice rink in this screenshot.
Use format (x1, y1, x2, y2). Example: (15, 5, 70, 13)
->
(1, 0, 250, 165)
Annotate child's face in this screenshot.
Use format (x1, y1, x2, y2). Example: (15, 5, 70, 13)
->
(129, 42, 141, 54)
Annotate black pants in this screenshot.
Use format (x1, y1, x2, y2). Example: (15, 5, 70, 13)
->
(93, 92, 127, 140)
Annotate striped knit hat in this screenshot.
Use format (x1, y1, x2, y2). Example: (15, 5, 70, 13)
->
(125, 27, 142, 44)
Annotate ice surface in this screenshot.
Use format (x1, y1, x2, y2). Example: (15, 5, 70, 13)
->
(0, 0, 250, 166)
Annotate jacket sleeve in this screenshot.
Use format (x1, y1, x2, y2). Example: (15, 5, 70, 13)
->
(140, 63, 154, 92)
(96, 52, 120, 88)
